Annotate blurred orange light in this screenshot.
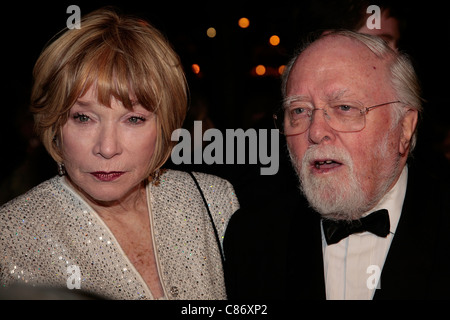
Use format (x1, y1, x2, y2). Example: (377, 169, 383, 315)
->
(278, 65, 286, 75)
(206, 27, 216, 38)
(269, 35, 280, 46)
(238, 17, 250, 28)
(192, 64, 201, 74)
(255, 65, 266, 76)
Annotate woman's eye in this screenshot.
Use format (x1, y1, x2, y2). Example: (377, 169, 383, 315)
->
(128, 116, 146, 124)
(73, 113, 90, 123)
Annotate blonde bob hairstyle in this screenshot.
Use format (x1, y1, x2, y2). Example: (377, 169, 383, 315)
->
(30, 7, 188, 178)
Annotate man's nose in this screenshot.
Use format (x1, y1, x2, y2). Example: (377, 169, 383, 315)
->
(307, 109, 336, 144)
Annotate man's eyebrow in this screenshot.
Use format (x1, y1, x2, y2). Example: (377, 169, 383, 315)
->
(324, 89, 349, 102)
(283, 95, 311, 108)
(283, 89, 354, 108)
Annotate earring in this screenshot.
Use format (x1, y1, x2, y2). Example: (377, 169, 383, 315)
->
(149, 168, 167, 186)
(57, 163, 66, 176)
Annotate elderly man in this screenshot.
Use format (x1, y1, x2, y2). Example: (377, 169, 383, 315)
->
(224, 30, 450, 300)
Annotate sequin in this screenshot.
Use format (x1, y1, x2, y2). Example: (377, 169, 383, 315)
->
(0, 170, 239, 300)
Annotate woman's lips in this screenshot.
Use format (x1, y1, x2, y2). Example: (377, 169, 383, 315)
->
(90, 171, 125, 182)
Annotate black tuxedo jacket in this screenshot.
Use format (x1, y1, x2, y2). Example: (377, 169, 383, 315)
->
(224, 165, 450, 299)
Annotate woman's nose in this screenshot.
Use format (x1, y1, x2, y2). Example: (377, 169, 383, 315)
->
(94, 124, 122, 159)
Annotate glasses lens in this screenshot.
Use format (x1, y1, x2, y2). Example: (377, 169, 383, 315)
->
(282, 104, 312, 135)
(327, 105, 365, 132)
(277, 100, 398, 135)
(276, 105, 366, 135)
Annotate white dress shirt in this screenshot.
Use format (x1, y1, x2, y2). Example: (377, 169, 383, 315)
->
(321, 166, 408, 300)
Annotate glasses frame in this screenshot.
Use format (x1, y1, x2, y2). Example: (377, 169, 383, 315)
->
(273, 100, 403, 136)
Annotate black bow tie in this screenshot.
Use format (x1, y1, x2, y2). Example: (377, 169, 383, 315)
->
(322, 209, 390, 245)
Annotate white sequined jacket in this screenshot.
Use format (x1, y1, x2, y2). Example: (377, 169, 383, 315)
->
(0, 170, 239, 300)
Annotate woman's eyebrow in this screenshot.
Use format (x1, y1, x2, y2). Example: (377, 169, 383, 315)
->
(73, 99, 92, 108)
(131, 100, 141, 107)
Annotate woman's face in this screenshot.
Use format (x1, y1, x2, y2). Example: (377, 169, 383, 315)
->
(61, 86, 157, 206)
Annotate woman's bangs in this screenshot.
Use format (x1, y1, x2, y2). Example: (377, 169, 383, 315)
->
(75, 46, 156, 112)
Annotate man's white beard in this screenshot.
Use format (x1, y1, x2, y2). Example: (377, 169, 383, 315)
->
(289, 133, 400, 221)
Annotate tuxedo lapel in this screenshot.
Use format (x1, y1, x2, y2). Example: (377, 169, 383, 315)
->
(374, 167, 440, 299)
(286, 201, 326, 299)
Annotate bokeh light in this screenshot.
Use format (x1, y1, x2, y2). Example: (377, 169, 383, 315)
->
(269, 35, 280, 46)
(206, 27, 216, 38)
(238, 17, 250, 29)
(191, 64, 201, 74)
(255, 65, 266, 76)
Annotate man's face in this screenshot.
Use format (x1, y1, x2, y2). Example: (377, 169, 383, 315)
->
(285, 36, 410, 220)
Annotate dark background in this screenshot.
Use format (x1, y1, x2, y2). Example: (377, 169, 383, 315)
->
(1, 0, 449, 206)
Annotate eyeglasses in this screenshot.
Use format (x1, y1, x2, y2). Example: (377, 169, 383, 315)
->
(273, 100, 403, 136)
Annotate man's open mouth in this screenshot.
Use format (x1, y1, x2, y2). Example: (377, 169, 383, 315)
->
(313, 159, 342, 170)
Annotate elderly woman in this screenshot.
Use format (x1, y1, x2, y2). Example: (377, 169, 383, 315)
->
(0, 8, 239, 300)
